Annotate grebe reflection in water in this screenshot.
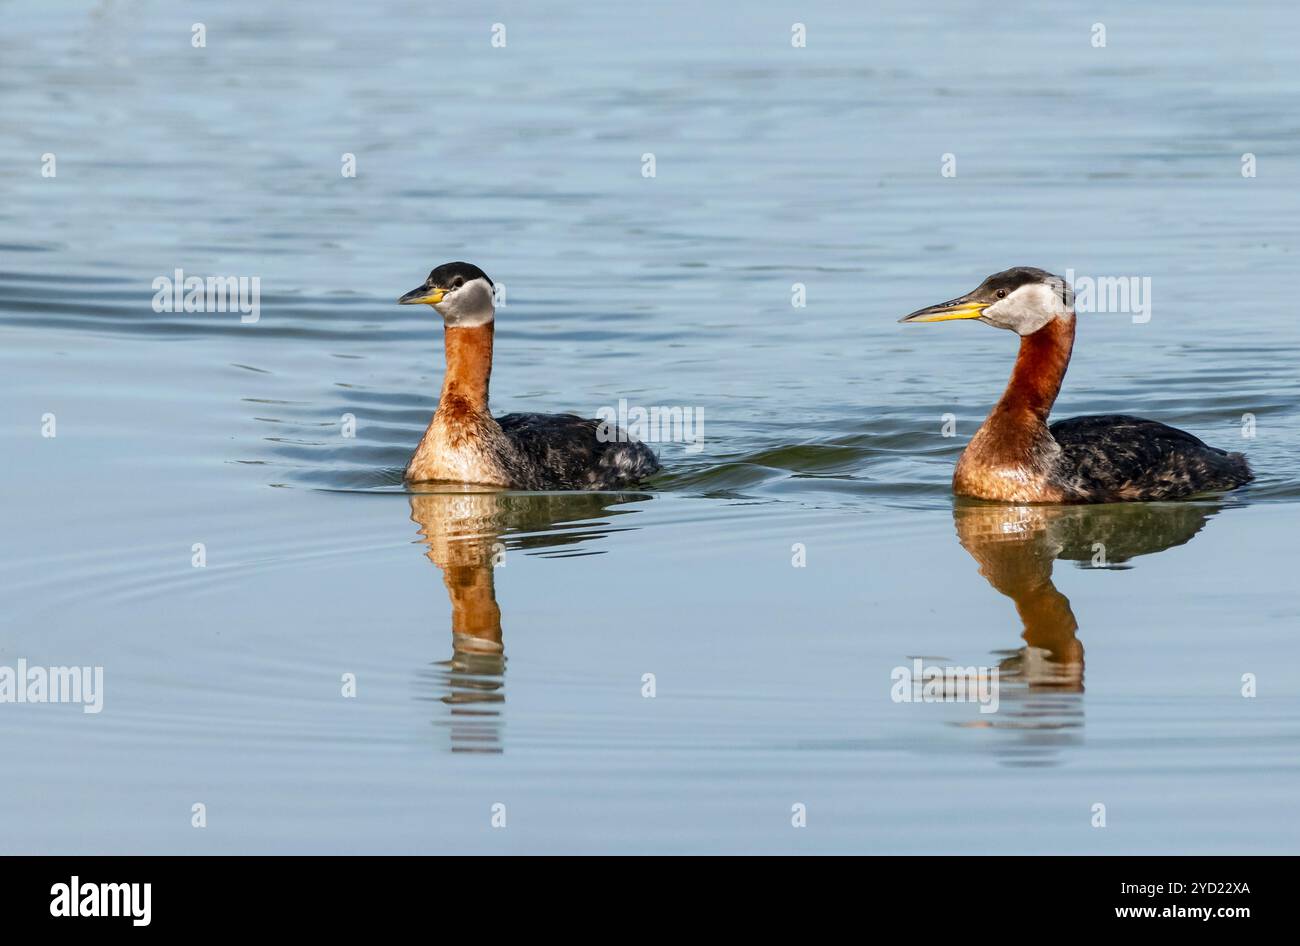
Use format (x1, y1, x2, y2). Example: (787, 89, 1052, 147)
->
(953, 501, 1219, 759)
(408, 488, 650, 753)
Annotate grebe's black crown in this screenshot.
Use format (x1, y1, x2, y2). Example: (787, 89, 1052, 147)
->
(425, 261, 493, 290)
(980, 266, 1072, 307)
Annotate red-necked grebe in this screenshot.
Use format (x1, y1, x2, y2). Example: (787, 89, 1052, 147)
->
(398, 261, 660, 489)
(900, 267, 1253, 503)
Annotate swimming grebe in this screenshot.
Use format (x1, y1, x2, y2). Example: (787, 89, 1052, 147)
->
(398, 261, 660, 489)
(900, 267, 1253, 503)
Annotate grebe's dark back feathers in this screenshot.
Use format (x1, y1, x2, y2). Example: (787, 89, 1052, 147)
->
(1050, 414, 1253, 502)
(497, 412, 661, 490)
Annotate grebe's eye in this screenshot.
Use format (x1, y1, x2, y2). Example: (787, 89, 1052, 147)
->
(996, 288, 1007, 299)
(449, 276, 464, 290)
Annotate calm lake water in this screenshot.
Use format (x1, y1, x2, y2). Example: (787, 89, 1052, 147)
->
(2, 2, 1298, 853)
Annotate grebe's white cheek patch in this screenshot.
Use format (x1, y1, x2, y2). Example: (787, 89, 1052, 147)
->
(436, 276, 496, 327)
(982, 283, 1061, 336)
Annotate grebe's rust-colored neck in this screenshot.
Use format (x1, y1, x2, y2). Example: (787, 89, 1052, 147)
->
(991, 314, 1075, 423)
(436, 322, 494, 416)
(954, 314, 1076, 501)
